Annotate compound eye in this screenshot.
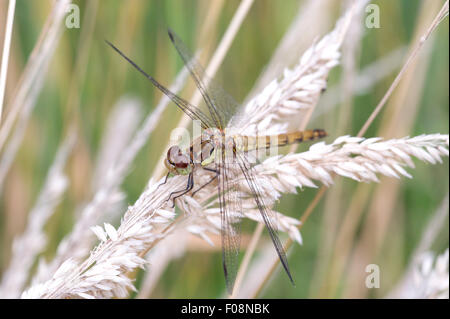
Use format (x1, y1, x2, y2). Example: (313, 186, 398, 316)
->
(167, 146, 189, 169)
(167, 146, 180, 163)
(175, 156, 189, 169)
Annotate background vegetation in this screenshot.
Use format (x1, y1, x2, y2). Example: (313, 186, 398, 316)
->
(0, 0, 448, 298)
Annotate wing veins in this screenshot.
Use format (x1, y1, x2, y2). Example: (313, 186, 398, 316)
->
(236, 152, 294, 285)
(106, 40, 213, 129)
(217, 149, 242, 294)
(168, 29, 224, 129)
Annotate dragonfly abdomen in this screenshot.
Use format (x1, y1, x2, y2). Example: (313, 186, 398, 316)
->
(235, 129, 327, 151)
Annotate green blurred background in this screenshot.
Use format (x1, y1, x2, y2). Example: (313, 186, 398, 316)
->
(0, 0, 448, 298)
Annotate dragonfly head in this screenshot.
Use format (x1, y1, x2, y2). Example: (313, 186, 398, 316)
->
(164, 146, 192, 176)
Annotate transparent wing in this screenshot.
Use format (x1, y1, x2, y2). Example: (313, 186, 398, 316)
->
(106, 40, 214, 129)
(168, 29, 241, 129)
(217, 148, 243, 294)
(235, 151, 294, 285)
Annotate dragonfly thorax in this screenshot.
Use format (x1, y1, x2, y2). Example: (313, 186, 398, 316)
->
(202, 128, 236, 153)
(201, 128, 225, 144)
(165, 128, 238, 176)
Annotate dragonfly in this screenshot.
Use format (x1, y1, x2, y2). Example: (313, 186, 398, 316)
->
(106, 29, 327, 294)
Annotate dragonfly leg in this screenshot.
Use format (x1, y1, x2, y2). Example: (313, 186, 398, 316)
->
(155, 172, 170, 192)
(192, 167, 219, 197)
(168, 172, 194, 208)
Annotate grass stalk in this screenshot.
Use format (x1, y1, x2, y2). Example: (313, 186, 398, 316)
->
(0, 0, 16, 123)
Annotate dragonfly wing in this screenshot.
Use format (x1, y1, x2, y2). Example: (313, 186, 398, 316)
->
(168, 29, 241, 129)
(106, 40, 214, 129)
(217, 150, 243, 294)
(235, 151, 294, 285)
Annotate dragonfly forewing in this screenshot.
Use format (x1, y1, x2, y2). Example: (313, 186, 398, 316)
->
(168, 29, 241, 129)
(105, 40, 214, 130)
